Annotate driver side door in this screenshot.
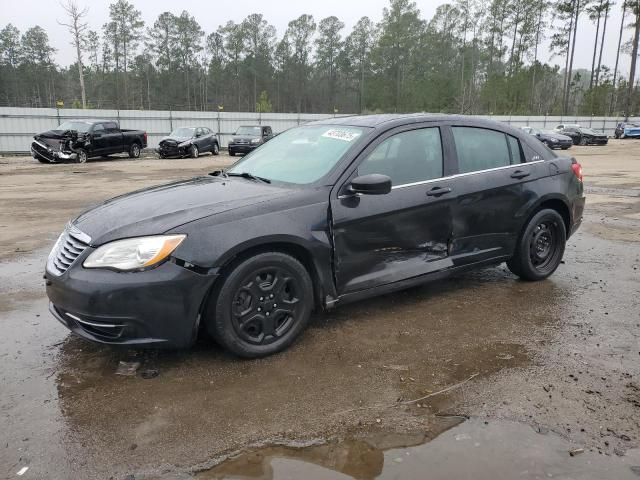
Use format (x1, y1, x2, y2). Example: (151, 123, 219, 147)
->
(330, 124, 455, 294)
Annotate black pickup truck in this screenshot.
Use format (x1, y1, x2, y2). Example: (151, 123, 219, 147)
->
(31, 120, 147, 163)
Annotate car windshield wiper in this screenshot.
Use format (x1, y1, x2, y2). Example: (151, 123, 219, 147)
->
(226, 172, 271, 184)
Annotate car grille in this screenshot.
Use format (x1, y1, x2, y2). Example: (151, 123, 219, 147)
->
(233, 138, 249, 144)
(47, 225, 91, 276)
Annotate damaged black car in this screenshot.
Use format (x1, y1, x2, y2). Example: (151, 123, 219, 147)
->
(45, 114, 585, 359)
(157, 127, 220, 158)
(31, 120, 147, 164)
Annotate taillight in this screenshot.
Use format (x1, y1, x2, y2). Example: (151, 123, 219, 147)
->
(571, 162, 583, 182)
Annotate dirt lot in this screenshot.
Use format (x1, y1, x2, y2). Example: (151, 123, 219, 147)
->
(1, 143, 639, 479)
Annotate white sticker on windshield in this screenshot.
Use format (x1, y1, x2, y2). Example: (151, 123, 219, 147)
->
(322, 129, 361, 142)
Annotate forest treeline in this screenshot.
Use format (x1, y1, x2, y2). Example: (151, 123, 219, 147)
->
(0, 0, 639, 116)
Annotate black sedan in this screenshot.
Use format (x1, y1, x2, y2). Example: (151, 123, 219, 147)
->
(45, 114, 585, 358)
(521, 126, 573, 150)
(157, 127, 220, 158)
(560, 126, 608, 146)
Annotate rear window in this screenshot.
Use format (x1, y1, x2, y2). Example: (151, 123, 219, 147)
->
(452, 127, 515, 173)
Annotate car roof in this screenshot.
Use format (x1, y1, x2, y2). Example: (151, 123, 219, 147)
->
(308, 113, 519, 130)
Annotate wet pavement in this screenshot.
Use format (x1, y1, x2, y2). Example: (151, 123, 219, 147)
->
(1, 143, 639, 479)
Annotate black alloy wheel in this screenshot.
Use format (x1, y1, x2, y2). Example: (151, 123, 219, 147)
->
(206, 252, 313, 358)
(507, 209, 566, 281)
(212, 142, 220, 155)
(190, 144, 199, 158)
(579, 136, 588, 146)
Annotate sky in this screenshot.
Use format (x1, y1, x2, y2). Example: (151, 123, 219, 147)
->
(0, 0, 635, 77)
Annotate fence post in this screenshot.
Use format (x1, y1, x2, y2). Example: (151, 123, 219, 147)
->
(169, 107, 173, 131)
(217, 110, 221, 145)
(56, 107, 60, 126)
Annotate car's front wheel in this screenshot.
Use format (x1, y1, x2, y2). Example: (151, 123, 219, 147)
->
(206, 252, 314, 358)
(190, 144, 199, 158)
(579, 136, 588, 146)
(507, 209, 566, 281)
(212, 142, 220, 155)
(75, 149, 88, 163)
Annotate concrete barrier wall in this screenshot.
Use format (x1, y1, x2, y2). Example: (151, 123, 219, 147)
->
(0, 107, 637, 153)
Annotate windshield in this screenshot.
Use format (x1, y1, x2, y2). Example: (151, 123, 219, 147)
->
(235, 126, 262, 136)
(581, 128, 600, 134)
(56, 121, 91, 133)
(227, 125, 367, 184)
(170, 127, 195, 137)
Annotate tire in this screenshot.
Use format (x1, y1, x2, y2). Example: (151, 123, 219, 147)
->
(206, 252, 314, 358)
(561, 146, 570, 150)
(75, 149, 88, 163)
(36, 157, 51, 164)
(507, 209, 566, 281)
(212, 142, 220, 156)
(190, 144, 199, 158)
(228, 149, 235, 157)
(129, 143, 141, 158)
(579, 137, 588, 146)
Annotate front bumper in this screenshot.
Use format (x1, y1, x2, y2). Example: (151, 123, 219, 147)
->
(588, 137, 608, 145)
(156, 144, 189, 158)
(228, 143, 259, 154)
(31, 140, 78, 162)
(45, 257, 219, 348)
(549, 140, 573, 149)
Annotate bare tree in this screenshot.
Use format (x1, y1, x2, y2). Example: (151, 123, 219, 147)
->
(59, 0, 89, 108)
(626, 0, 640, 118)
(610, 2, 626, 113)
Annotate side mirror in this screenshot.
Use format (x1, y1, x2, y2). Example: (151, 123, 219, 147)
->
(535, 133, 541, 137)
(349, 174, 392, 195)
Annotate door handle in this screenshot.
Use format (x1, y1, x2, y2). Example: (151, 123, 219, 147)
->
(510, 170, 530, 179)
(426, 186, 452, 197)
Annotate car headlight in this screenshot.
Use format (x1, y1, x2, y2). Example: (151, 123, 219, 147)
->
(83, 235, 186, 271)
(250, 138, 261, 144)
(550, 138, 558, 142)
(178, 140, 192, 148)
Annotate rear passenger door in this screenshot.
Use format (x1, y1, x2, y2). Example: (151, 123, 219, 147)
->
(446, 125, 542, 265)
(90, 123, 108, 155)
(103, 122, 123, 154)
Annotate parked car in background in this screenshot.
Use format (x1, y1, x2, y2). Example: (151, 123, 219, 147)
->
(614, 122, 640, 139)
(560, 126, 608, 146)
(45, 114, 584, 358)
(521, 126, 573, 150)
(31, 120, 147, 164)
(554, 123, 581, 132)
(157, 127, 220, 158)
(228, 125, 274, 156)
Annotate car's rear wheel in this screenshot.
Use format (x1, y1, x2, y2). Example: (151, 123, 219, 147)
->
(507, 209, 566, 281)
(129, 143, 141, 158)
(206, 252, 313, 358)
(190, 144, 199, 158)
(212, 142, 220, 155)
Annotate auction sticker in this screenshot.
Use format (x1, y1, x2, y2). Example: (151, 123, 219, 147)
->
(322, 129, 361, 142)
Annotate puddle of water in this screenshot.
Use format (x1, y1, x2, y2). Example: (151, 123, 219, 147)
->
(195, 418, 640, 480)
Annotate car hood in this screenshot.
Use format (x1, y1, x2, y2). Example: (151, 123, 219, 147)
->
(72, 176, 291, 245)
(159, 135, 193, 144)
(540, 132, 572, 141)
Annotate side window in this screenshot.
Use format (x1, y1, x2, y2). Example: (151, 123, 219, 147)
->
(507, 135, 523, 163)
(358, 127, 443, 187)
(93, 123, 105, 132)
(105, 122, 118, 132)
(452, 127, 512, 173)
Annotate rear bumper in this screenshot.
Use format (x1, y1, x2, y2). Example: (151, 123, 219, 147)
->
(569, 195, 586, 238)
(46, 258, 219, 348)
